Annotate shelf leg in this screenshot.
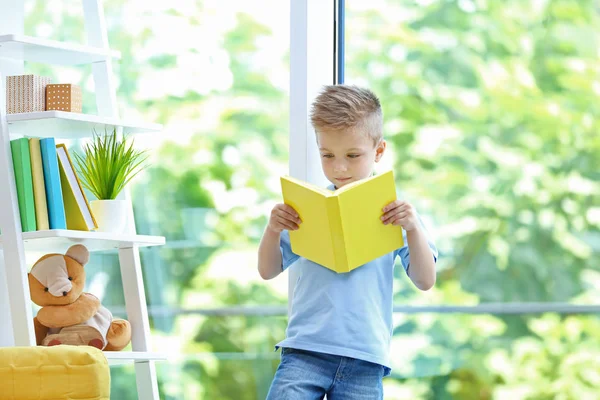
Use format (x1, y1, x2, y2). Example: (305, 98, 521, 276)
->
(0, 70, 36, 348)
(135, 361, 160, 400)
(119, 246, 159, 399)
(0, 255, 15, 346)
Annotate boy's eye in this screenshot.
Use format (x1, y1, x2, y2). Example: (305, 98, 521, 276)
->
(321, 154, 334, 158)
(348, 154, 361, 158)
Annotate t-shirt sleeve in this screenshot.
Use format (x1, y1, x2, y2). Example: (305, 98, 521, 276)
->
(280, 230, 300, 271)
(395, 214, 438, 274)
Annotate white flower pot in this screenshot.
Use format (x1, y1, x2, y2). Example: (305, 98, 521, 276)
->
(90, 199, 129, 234)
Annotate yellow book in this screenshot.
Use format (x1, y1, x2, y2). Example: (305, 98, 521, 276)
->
(281, 170, 404, 273)
(28, 138, 50, 230)
(56, 144, 98, 231)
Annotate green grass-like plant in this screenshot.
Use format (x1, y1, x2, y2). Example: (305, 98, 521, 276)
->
(74, 128, 149, 200)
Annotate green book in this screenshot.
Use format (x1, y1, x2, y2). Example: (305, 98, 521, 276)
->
(10, 138, 37, 232)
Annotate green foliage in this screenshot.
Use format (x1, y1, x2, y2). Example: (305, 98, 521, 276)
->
(345, 0, 600, 397)
(346, 0, 600, 303)
(391, 313, 600, 400)
(73, 128, 148, 200)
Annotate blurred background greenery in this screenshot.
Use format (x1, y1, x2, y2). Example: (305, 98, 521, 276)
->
(22, 0, 600, 398)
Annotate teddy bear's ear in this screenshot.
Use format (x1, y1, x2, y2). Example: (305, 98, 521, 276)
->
(65, 244, 90, 266)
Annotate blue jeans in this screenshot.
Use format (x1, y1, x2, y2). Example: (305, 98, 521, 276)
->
(266, 347, 384, 400)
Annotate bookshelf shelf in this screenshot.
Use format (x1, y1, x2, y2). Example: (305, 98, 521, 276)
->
(104, 351, 168, 366)
(7, 111, 162, 139)
(0, 34, 120, 65)
(0, 230, 165, 253)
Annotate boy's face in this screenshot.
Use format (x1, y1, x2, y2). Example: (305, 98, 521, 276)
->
(317, 129, 386, 189)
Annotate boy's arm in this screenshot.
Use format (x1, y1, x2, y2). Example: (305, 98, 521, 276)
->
(382, 200, 436, 291)
(258, 227, 284, 280)
(258, 203, 301, 280)
(405, 227, 436, 291)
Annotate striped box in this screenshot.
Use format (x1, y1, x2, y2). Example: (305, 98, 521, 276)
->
(6, 74, 52, 114)
(46, 83, 83, 113)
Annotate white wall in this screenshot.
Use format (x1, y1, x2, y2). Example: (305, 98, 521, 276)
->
(288, 0, 335, 310)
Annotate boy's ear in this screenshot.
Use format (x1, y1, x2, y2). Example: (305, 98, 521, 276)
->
(375, 140, 386, 162)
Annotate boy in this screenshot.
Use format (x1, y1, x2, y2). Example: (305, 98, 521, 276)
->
(259, 85, 437, 399)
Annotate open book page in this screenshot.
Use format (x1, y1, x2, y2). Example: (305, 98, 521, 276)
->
(336, 170, 404, 270)
(281, 176, 336, 268)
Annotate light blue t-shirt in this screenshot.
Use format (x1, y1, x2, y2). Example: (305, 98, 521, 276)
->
(276, 193, 438, 375)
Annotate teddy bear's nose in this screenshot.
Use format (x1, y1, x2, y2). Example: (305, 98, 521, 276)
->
(46, 279, 72, 297)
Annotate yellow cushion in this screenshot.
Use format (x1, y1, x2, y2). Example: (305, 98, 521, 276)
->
(0, 345, 110, 400)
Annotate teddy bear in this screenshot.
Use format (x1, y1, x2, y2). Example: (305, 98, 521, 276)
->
(28, 244, 131, 351)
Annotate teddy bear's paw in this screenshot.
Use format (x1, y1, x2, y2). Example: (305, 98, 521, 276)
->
(58, 325, 106, 349)
(88, 338, 104, 349)
(104, 319, 132, 351)
(41, 334, 67, 347)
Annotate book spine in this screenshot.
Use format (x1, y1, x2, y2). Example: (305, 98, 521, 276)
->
(326, 197, 348, 272)
(29, 138, 50, 230)
(10, 138, 37, 232)
(40, 138, 67, 229)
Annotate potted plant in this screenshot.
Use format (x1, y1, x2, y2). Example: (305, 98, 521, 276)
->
(74, 128, 148, 233)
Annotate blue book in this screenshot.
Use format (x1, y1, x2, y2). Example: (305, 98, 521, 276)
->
(40, 138, 67, 229)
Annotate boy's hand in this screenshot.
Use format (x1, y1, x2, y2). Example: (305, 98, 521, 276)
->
(381, 200, 419, 231)
(268, 203, 302, 233)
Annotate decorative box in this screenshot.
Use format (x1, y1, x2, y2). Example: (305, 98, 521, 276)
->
(6, 74, 52, 114)
(45, 83, 82, 112)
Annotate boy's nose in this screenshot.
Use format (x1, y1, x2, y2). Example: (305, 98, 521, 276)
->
(333, 163, 348, 172)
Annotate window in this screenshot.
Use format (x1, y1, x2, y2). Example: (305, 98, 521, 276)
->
(23, 0, 600, 397)
(345, 0, 600, 397)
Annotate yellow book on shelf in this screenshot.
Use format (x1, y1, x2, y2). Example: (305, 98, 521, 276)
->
(281, 170, 404, 273)
(28, 138, 50, 230)
(56, 144, 98, 231)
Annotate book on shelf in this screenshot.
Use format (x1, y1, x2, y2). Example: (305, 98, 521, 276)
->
(28, 138, 50, 230)
(56, 144, 97, 231)
(39, 137, 67, 230)
(280, 170, 404, 273)
(10, 138, 36, 232)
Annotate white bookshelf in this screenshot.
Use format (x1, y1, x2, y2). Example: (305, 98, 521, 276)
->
(0, 230, 165, 253)
(104, 351, 168, 366)
(0, 3, 164, 399)
(0, 34, 120, 65)
(7, 110, 162, 139)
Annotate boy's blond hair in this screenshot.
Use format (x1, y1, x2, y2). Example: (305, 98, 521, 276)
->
(310, 85, 383, 146)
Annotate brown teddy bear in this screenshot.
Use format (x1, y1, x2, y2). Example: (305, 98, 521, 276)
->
(28, 244, 131, 351)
